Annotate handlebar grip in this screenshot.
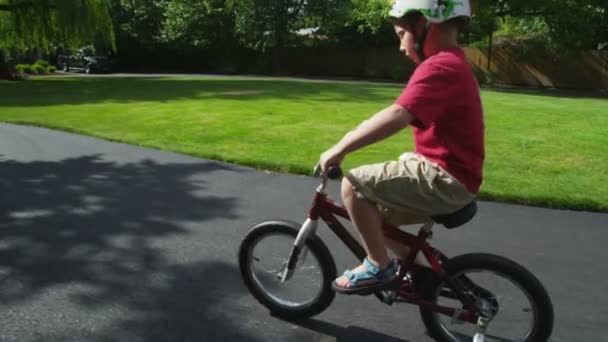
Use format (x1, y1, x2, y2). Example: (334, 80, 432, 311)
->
(326, 166, 343, 180)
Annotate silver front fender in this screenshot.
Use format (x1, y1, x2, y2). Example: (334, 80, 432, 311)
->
(281, 218, 319, 282)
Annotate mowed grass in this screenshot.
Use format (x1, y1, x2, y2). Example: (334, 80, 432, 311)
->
(1, 76, 607, 211)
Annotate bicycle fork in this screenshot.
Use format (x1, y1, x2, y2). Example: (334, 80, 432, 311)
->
(280, 218, 318, 282)
(473, 317, 490, 342)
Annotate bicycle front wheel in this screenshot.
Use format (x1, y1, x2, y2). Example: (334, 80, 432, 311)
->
(239, 221, 337, 320)
(420, 253, 554, 342)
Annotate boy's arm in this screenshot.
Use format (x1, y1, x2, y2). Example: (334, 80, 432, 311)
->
(335, 104, 413, 155)
(319, 104, 413, 171)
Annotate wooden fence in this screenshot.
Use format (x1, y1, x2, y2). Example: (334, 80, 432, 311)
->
(275, 47, 608, 90)
(464, 48, 608, 89)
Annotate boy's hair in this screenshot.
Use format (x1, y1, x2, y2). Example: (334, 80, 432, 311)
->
(390, 11, 422, 29)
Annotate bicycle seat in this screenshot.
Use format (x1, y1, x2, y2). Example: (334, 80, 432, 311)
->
(431, 201, 477, 229)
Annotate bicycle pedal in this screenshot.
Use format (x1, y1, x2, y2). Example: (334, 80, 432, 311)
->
(380, 290, 398, 305)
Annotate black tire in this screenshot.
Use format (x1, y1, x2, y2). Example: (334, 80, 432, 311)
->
(420, 253, 554, 342)
(239, 221, 337, 320)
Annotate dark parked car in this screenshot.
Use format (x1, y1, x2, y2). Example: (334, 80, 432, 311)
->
(57, 48, 112, 74)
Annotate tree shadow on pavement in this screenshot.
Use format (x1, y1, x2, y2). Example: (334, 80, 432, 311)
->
(291, 319, 412, 342)
(17, 261, 262, 342)
(0, 155, 273, 341)
(94, 261, 262, 342)
(0, 155, 239, 304)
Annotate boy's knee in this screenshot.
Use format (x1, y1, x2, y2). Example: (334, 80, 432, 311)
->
(341, 177, 355, 202)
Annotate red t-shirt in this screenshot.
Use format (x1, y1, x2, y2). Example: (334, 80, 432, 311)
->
(395, 48, 484, 194)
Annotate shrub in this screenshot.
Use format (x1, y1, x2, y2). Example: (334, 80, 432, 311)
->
(16, 64, 34, 74)
(34, 59, 49, 68)
(33, 64, 46, 74)
(469, 64, 498, 86)
(47, 65, 57, 73)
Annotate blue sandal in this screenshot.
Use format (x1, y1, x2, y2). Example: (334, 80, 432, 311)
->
(332, 258, 400, 295)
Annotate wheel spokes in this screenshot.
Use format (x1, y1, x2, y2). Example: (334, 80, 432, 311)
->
(249, 234, 325, 308)
(435, 271, 536, 341)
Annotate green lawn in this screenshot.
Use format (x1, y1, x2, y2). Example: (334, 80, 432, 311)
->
(1, 76, 607, 211)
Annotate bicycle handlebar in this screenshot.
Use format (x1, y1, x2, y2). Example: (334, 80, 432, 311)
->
(326, 166, 343, 180)
(312, 164, 343, 180)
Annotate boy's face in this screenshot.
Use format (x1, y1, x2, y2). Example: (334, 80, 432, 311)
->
(393, 14, 424, 64)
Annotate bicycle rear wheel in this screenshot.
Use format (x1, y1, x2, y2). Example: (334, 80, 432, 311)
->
(239, 221, 337, 320)
(420, 253, 554, 342)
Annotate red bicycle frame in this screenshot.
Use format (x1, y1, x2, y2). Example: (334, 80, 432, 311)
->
(307, 187, 480, 324)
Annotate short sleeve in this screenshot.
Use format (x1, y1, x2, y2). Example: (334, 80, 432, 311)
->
(395, 62, 450, 127)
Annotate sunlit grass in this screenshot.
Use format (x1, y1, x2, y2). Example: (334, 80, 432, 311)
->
(1, 76, 606, 211)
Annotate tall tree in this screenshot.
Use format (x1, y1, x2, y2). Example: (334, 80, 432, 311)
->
(471, 0, 606, 50)
(541, 0, 607, 50)
(161, 0, 234, 48)
(228, 0, 348, 71)
(0, 0, 115, 78)
(111, 0, 166, 47)
(346, 0, 390, 34)
(0, 0, 115, 51)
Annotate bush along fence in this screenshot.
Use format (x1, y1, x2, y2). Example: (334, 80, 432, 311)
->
(15, 59, 56, 75)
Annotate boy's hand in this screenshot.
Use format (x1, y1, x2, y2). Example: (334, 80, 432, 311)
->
(319, 146, 345, 175)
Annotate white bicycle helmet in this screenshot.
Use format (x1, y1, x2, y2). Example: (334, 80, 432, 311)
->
(389, 0, 471, 62)
(389, 0, 471, 23)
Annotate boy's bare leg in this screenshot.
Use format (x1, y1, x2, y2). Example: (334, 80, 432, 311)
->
(334, 177, 391, 287)
(384, 237, 412, 261)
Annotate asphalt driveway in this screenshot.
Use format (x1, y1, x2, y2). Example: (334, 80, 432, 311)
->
(0, 123, 606, 342)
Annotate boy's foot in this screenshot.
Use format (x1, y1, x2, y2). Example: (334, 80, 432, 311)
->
(332, 258, 399, 295)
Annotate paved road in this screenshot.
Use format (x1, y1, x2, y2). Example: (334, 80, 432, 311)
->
(48, 72, 402, 87)
(0, 123, 606, 342)
(46, 72, 608, 98)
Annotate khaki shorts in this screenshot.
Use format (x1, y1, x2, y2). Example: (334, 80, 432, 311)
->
(346, 153, 475, 226)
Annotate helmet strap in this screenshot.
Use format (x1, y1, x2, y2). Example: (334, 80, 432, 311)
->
(414, 21, 431, 62)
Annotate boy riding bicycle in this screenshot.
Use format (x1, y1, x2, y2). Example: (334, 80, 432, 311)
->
(319, 0, 485, 294)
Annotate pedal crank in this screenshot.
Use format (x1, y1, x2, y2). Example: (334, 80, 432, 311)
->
(380, 289, 399, 305)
